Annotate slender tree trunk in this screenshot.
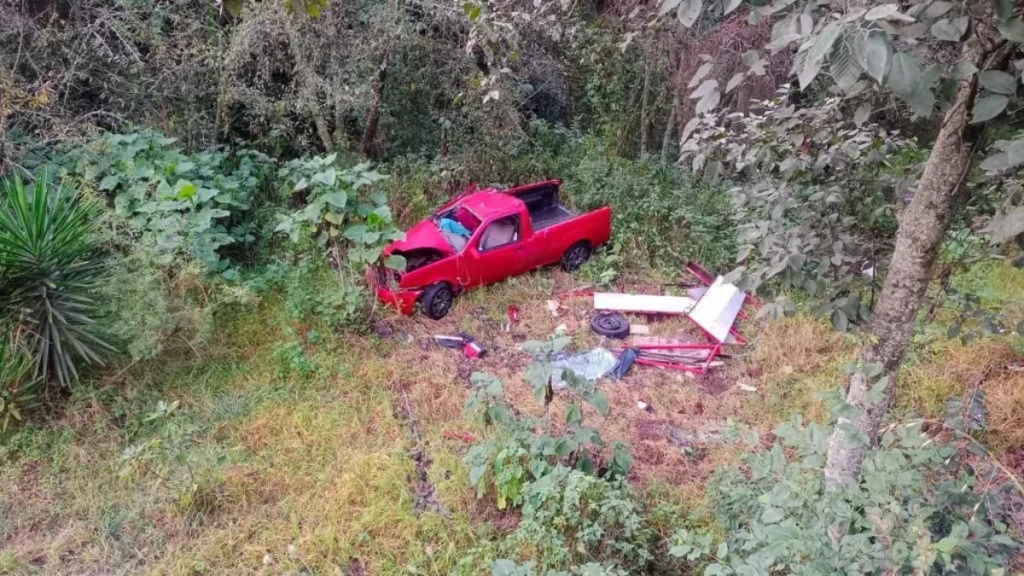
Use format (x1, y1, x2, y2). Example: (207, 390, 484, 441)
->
(332, 77, 349, 150)
(639, 50, 654, 157)
(823, 21, 1005, 499)
(360, 55, 389, 158)
(661, 91, 679, 164)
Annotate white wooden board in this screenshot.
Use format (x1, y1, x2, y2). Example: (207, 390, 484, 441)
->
(687, 277, 745, 343)
(593, 292, 696, 315)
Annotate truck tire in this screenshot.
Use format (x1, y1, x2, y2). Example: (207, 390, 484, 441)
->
(561, 241, 592, 272)
(421, 282, 455, 320)
(591, 312, 630, 339)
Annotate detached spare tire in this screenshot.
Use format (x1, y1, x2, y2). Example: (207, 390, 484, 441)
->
(591, 312, 630, 339)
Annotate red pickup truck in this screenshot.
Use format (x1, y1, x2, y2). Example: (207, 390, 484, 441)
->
(372, 179, 612, 319)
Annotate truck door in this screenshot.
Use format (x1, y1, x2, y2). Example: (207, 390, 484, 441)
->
(464, 214, 530, 286)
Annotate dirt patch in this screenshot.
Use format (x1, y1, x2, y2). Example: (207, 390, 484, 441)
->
(392, 386, 446, 515)
(697, 370, 731, 396)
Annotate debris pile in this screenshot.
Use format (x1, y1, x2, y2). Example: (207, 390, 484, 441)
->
(590, 262, 754, 377)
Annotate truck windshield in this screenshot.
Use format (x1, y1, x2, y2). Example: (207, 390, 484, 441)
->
(434, 206, 481, 251)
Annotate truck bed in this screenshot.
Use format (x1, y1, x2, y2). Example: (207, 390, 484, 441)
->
(532, 205, 574, 230)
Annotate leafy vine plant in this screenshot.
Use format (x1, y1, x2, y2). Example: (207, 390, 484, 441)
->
(273, 156, 408, 272)
(463, 332, 630, 511)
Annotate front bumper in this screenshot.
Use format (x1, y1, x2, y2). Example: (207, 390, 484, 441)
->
(377, 286, 423, 315)
(368, 266, 422, 316)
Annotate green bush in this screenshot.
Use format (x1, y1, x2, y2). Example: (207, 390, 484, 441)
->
(515, 466, 653, 572)
(0, 175, 113, 386)
(54, 130, 278, 276)
(670, 415, 1022, 574)
(247, 256, 367, 330)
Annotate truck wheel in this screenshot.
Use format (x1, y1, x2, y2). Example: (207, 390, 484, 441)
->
(591, 312, 630, 339)
(561, 242, 592, 272)
(421, 282, 454, 320)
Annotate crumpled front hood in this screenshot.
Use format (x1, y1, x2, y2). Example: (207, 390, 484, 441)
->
(386, 219, 454, 257)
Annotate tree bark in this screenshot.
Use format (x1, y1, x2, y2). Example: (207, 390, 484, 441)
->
(661, 91, 679, 164)
(639, 49, 654, 157)
(360, 55, 389, 158)
(823, 19, 1006, 497)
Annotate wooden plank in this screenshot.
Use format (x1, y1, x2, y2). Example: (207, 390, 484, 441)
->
(630, 336, 712, 361)
(687, 277, 745, 343)
(594, 292, 696, 315)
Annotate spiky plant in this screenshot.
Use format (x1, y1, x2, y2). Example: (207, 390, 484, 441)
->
(0, 176, 113, 387)
(0, 338, 41, 431)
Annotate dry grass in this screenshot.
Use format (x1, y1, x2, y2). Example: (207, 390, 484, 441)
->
(2, 260, 1023, 574)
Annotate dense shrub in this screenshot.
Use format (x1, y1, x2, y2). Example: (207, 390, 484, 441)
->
(670, 414, 1022, 574)
(516, 466, 653, 572)
(54, 130, 278, 276)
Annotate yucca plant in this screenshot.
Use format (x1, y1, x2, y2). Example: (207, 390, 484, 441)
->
(0, 175, 113, 387)
(0, 338, 41, 431)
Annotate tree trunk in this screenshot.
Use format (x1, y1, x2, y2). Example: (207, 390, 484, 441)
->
(360, 55, 389, 158)
(639, 50, 654, 157)
(661, 91, 679, 164)
(823, 23, 1005, 497)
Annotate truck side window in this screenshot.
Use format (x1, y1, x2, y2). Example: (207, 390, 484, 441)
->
(478, 215, 520, 251)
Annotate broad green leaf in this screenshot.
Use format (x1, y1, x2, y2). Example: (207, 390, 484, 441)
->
(677, 0, 702, 28)
(659, 0, 682, 17)
(925, 1, 952, 17)
(810, 23, 842, 64)
(832, 309, 849, 332)
(383, 254, 406, 271)
(695, 88, 721, 115)
(854, 103, 871, 126)
(972, 94, 1009, 123)
(689, 62, 714, 88)
(997, 18, 1024, 42)
(952, 60, 978, 80)
(742, 49, 766, 75)
(761, 507, 784, 524)
(931, 17, 967, 41)
(310, 168, 337, 187)
(723, 0, 740, 16)
(98, 175, 120, 191)
(324, 191, 348, 208)
(706, 564, 728, 576)
(689, 79, 718, 99)
(726, 72, 745, 93)
(586, 392, 610, 416)
(864, 4, 898, 20)
(854, 32, 890, 83)
(905, 89, 935, 117)
(680, 117, 700, 144)
(980, 70, 1017, 95)
(888, 52, 920, 99)
(798, 56, 823, 89)
(175, 181, 198, 201)
(343, 223, 368, 241)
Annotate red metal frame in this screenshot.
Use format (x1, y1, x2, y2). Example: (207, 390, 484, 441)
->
(615, 342, 723, 375)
